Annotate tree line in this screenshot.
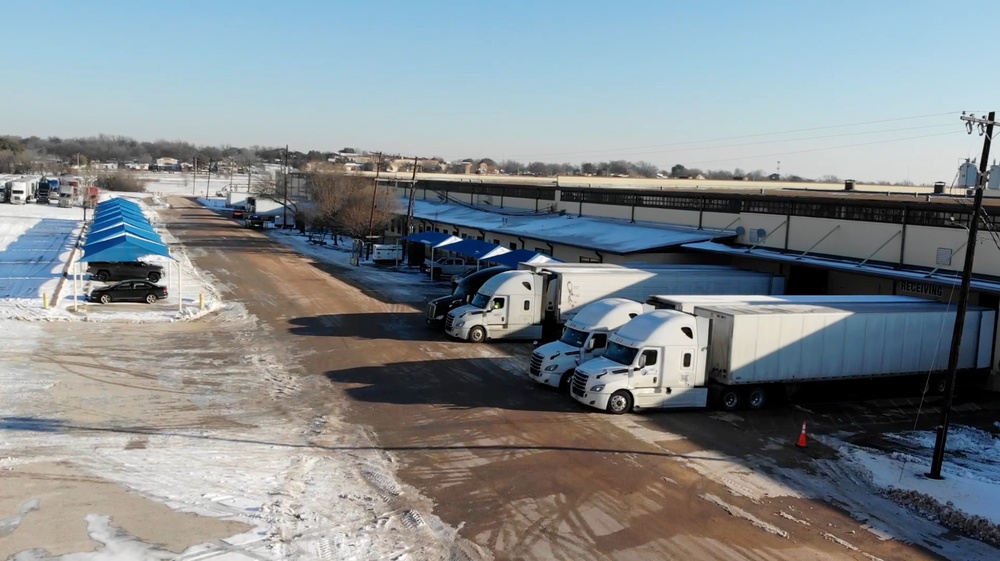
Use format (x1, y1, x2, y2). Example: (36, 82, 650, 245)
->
(0, 134, 918, 186)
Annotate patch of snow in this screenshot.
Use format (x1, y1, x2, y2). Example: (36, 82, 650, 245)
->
(834, 426, 1000, 545)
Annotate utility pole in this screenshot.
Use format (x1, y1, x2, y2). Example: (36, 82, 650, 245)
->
(367, 152, 383, 239)
(927, 111, 995, 480)
(282, 145, 289, 229)
(206, 159, 212, 199)
(193, 156, 197, 196)
(402, 155, 418, 239)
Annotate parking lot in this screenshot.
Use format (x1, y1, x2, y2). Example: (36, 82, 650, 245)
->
(1, 195, 998, 560)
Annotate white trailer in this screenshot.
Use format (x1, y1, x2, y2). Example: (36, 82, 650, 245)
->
(445, 264, 785, 343)
(571, 302, 995, 414)
(647, 294, 931, 314)
(531, 293, 930, 391)
(9, 180, 31, 204)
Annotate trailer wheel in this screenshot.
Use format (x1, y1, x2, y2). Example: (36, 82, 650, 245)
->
(468, 326, 487, 343)
(719, 388, 741, 411)
(747, 387, 767, 410)
(559, 370, 575, 392)
(606, 390, 633, 415)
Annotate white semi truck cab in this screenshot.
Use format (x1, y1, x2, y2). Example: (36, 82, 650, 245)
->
(446, 270, 545, 342)
(571, 310, 710, 414)
(529, 298, 651, 390)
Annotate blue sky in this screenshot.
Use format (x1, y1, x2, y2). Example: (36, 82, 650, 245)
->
(2, 0, 996, 183)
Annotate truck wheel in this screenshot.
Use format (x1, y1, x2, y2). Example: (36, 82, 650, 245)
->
(95, 270, 109, 282)
(148, 272, 161, 282)
(747, 387, 767, 410)
(468, 326, 487, 343)
(606, 390, 633, 415)
(559, 370, 575, 392)
(719, 388, 741, 411)
(99, 294, 111, 304)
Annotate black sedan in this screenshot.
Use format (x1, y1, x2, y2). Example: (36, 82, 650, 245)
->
(89, 279, 168, 304)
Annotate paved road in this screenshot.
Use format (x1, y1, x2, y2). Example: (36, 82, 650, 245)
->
(153, 197, 998, 560)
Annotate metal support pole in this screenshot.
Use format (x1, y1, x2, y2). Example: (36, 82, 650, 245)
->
(927, 110, 994, 480)
(283, 145, 289, 229)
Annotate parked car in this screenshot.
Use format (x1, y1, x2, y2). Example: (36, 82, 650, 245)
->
(89, 280, 168, 304)
(87, 261, 164, 282)
(423, 257, 475, 280)
(231, 208, 245, 219)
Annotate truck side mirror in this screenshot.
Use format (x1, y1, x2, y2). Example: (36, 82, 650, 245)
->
(585, 338, 595, 350)
(637, 354, 647, 368)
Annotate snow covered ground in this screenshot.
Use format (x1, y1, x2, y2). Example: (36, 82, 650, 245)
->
(0, 194, 223, 322)
(1, 174, 998, 557)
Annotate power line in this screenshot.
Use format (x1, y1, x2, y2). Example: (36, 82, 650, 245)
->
(606, 123, 954, 159)
(504, 110, 961, 159)
(683, 131, 960, 167)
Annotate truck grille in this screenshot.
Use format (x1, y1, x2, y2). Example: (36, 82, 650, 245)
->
(529, 352, 544, 376)
(426, 303, 437, 321)
(445, 313, 455, 332)
(571, 371, 588, 397)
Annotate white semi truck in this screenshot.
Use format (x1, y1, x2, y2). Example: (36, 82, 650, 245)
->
(571, 301, 995, 414)
(445, 264, 785, 343)
(528, 277, 807, 389)
(9, 179, 33, 204)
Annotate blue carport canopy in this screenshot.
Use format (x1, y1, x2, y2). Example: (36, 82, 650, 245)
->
(80, 233, 171, 262)
(486, 249, 561, 268)
(438, 238, 509, 261)
(92, 213, 155, 233)
(402, 230, 463, 248)
(95, 198, 141, 211)
(93, 206, 147, 222)
(90, 212, 153, 230)
(87, 223, 163, 246)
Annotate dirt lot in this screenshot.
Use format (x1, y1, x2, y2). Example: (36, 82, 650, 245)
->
(1, 196, 996, 560)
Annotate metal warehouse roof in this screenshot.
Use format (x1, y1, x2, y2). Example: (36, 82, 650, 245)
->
(408, 200, 732, 254)
(685, 240, 1000, 295)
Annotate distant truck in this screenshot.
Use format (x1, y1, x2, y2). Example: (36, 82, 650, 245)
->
(36, 178, 58, 204)
(445, 263, 785, 343)
(58, 182, 75, 208)
(425, 265, 512, 327)
(571, 302, 995, 414)
(9, 180, 31, 204)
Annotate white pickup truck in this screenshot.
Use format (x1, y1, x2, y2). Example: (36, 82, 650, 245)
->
(424, 257, 475, 280)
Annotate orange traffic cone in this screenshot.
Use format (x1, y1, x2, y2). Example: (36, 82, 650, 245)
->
(796, 421, 808, 448)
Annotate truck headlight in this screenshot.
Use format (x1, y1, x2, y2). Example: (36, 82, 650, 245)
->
(590, 384, 605, 392)
(454, 321, 465, 328)
(544, 364, 559, 371)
